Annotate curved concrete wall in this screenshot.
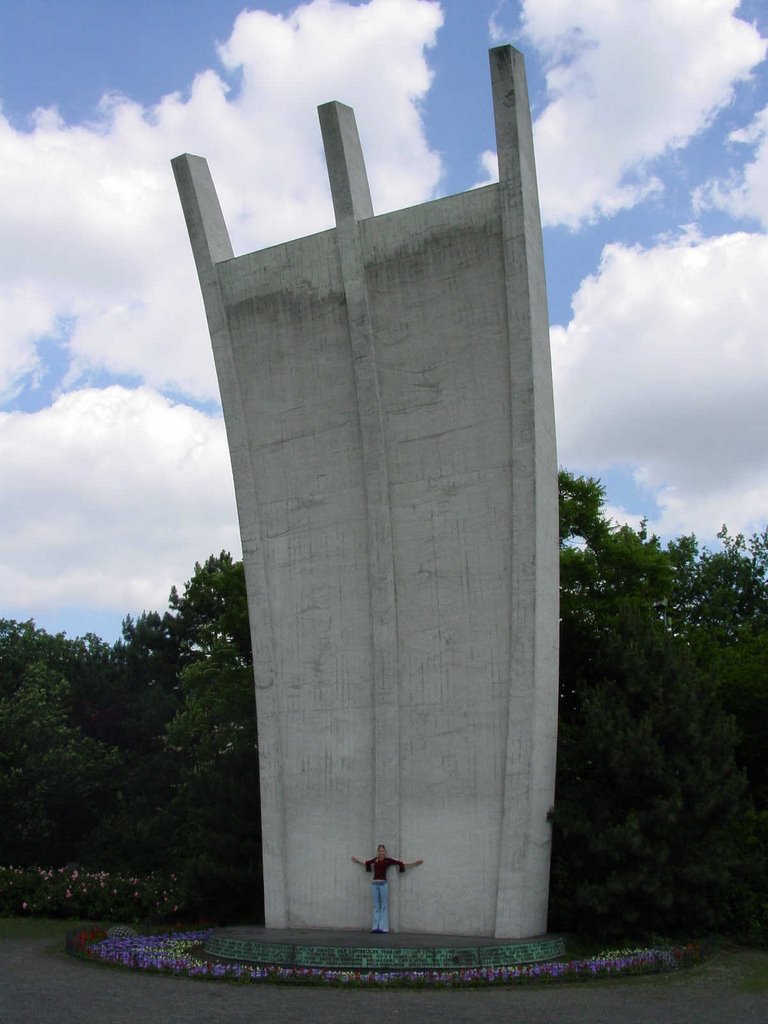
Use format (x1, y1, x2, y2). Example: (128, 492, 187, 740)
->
(172, 45, 558, 938)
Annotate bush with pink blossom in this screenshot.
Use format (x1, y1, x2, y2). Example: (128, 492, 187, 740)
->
(0, 865, 183, 922)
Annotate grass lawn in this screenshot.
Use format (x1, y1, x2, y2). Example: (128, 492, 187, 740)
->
(0, 917, 101, 939)
(739, 950, 768, 993)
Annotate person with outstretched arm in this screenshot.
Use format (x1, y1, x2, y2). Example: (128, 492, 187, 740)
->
(351, 844, 424, 933)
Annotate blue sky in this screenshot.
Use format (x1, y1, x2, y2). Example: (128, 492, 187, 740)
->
(1, 0, 767, 642)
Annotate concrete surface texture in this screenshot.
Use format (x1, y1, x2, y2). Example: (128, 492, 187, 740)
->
(172, 45, 558, 938)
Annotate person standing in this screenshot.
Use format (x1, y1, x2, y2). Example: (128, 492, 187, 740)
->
(351, 844, 424, 933)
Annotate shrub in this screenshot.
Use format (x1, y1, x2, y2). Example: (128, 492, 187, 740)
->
(0, 865, 184, 922)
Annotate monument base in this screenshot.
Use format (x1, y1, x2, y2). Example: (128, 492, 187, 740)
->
(204, 926, 565, 972)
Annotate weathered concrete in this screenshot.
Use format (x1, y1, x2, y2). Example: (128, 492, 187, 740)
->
(172, 45, 558, 938)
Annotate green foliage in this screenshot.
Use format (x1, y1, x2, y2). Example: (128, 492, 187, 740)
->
(714, 635, 768, 809)
(0, 552, 262, 923)
(167, 552, 252, 663)
(559, 470, 611, 549)
(726, 810, 768, 946)
(165, 556, 255, 771)
(551, 612, 746, 938)
(163, 554, 263, 923)
(81, 748, 182, 877)
(0, 865, 182, 922)
(558, 469, 672, 721)
(110, 610, 185, 750)
(0, 615, 186, 875)
(669, 527, 768, 646)
(668, 528, 768, 810)
(558, 473, 671, 616)
(553, 470, 760, 940)
(0, 659, 119, 866)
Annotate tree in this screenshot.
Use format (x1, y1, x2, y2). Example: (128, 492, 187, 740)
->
(668, 528, 768, 809)
(164, 554, 263, 922)
(550, 612, 746, 938)
(0, 662, 119, 865)
(0, 615, 187, 875)
(558, 469, 672, 722)
(85, 555, 258, 889)
(669, 527, 768, 646)
(110, 610, 185, 751)
(72, 613, 186, 875)
(552, 472, 749, 938)
(167, 552, 252, 663)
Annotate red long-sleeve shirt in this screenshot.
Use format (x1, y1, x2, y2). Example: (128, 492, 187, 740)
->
(365, 856, 405, 880)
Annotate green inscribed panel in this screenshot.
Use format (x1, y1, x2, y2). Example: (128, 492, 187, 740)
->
(204, 934, 566, 970)
(479, 938, 565, 966)
(205, 936, 294, 964)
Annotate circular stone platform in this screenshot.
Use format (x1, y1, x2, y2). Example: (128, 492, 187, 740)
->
(204, 926, 565, 972)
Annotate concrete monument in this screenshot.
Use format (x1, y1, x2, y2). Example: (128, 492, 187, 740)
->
(172, 45, 558, 938)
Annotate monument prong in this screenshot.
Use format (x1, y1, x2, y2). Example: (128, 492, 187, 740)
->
(490, 45, 559, 936)
(318, 101, 374, 224)
(171, 154, 234, 269)
(172, 151, 290, 926)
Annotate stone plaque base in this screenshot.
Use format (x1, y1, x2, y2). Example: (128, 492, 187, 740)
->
(204, 926, 565, 972)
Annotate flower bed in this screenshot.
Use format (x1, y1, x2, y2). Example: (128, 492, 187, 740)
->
(1, 865, 183, 922)
(71, 929, 705, 987)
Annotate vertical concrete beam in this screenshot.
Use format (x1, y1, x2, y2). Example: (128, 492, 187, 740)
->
(171, 154, 234, 269)
(490, 46, 559, 937)
(171, 154, 289, 926)
(318, 102, 374, 223)
(318, 103, 401, 900)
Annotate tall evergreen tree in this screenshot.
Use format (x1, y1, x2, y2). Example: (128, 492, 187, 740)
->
(551, 613, 746, 938)
(0, 662, 119, 865)
(164, 554, 263, 922)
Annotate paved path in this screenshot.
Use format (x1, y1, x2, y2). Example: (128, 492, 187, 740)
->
(2, 932, 766, 1024)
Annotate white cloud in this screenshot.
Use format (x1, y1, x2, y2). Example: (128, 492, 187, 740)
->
(472, 149, 498, 189)
(0, 0, 444, 403)
(218, 0, 442, 218)
(489, 0, 515, 45)
(0, 387, 238, 614)
(516, 0, 767, 227)
(552, 230, 768, 538)
(0, 284, 58, 401)
(696, 104, 768, 228)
